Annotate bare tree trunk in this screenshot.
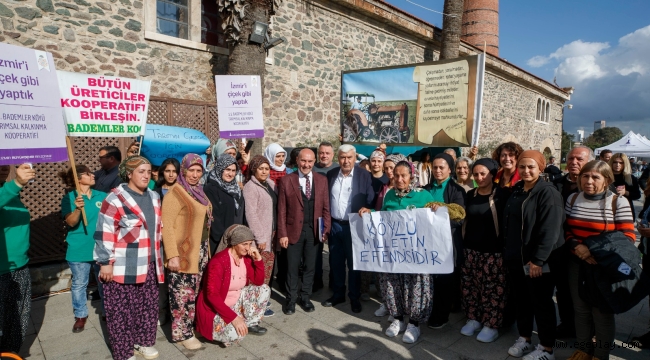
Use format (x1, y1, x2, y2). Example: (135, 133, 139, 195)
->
(439, 0, 464, 60)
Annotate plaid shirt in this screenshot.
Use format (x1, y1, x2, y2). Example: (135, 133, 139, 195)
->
(94, 184, 164, 284)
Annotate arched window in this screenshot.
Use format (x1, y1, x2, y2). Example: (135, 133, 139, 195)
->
(541, 100, 546, 122)
(545, 102, 550, 122)
(536, 99, 541, 120)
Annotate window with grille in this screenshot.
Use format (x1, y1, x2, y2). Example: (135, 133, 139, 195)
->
(156, 0, 189, 39)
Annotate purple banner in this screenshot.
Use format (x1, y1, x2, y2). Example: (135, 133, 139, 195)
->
(220, 129, 265, 139)
(0, 147, 69, 164)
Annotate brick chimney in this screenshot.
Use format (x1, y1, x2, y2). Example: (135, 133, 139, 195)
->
(461, 0, 499, 56)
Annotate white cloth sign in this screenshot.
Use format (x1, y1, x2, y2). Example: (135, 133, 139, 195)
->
(58, 71, 150, 137)
(349, 208, 454, 274)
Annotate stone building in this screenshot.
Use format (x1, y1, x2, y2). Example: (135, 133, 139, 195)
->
(0, 0, 570, 272)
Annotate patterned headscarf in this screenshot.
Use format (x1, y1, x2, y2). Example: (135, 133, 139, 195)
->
(212, 138, 237, 162)
(177, 154, 210, 205)
(385, 154, 407, 165)
(208, 154, 241, 208)
(247, 155, 270, 182)
(119, 155, 151, 182)
(393, 160, 417, 198)
(220, 224, 255, 247)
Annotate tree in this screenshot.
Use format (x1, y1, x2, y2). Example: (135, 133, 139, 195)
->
(561, 130, 575, 160)
(439, 0, 465, 60)
(218, 0, 281, 155)
(583, 127, 624, 150)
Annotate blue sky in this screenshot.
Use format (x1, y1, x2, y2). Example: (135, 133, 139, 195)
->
(384, 0, 650, 138)
(342, 67, 418, 101)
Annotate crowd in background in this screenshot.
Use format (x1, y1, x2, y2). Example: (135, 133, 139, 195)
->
(1, 139, 649, 360)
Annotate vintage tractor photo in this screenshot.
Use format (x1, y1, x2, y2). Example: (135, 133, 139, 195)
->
(342, 92, 411, 143)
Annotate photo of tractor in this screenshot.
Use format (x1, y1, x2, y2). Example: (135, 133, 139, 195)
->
(342, 92, 412, 143)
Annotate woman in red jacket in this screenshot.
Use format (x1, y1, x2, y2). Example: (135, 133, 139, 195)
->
(196, 225, 270, 346)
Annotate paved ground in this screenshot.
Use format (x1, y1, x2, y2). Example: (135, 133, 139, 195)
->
(17, 199, 650, 360)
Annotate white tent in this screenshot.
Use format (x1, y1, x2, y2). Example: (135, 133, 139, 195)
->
(595, 131, 650, 156)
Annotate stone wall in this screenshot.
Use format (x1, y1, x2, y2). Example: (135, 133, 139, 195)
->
(264, 0, 564, 158)
(0, 0, 226, 101)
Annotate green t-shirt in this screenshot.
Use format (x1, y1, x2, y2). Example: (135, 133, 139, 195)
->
(0, 180, 31, 275)
(148, 179, 155, 190)
(61, 189, 107, 262)
(428, 177, 450, 202)
(381, 188, 435, 211)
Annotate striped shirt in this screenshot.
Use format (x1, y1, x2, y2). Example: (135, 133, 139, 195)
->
(564, 191, 636, 247)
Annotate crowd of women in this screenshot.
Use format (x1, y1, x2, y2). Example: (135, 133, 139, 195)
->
(0, 138, 648, 360)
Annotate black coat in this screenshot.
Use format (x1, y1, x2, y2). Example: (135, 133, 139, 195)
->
(543, 164, 563, 182)
(503, 180, 565, 266)
(204, 179, 245, 256)
(326, 165, 375, 216)
(424, 179, 466, 265)
(580, 231, 650, 314)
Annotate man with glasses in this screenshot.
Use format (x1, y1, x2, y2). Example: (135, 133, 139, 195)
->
(94, 146, 122, 193)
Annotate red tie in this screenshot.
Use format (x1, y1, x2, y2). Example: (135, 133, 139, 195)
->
(305, 174, 311, 199)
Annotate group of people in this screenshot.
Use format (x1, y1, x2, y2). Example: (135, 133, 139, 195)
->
(1, 138, 649, 360)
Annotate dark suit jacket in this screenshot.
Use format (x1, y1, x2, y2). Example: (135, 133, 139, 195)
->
(277, 171, 331, 245)
(326, 165, 375, 218)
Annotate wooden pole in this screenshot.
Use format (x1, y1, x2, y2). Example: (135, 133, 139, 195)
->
(137, 135, 144, 156)
(65, 136, 88, 227)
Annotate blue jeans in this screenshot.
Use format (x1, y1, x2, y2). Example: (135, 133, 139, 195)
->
(328, 221, 360, 301)
(68, 262, 104, 318)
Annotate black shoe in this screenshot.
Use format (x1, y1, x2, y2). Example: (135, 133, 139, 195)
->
(300, 300, 315, 312)
(632, 331, 650, 349)
(351, 300, 362, 313)
(321, 297, 345, 307)
(427, 319, 448, 329)
(556, 322, 576, 339)
(283, 302, 296, 315)
(248, 325, 267, 335)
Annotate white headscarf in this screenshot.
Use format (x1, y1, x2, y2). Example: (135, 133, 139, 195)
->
(264, 143, 287, 172)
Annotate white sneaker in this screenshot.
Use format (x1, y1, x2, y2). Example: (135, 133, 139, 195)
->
(508, 337, 532, 357)
(180, 336, 202, 350)
(476, 326, 499, 343)
(385, 319, 406, 337)
(134, 345, 159, 359)
(460, 319, 482, 336)
(127, 357, 136, 360)
(374, 303, 388, 317)
(522, 344, 555, 360)
(402, 324, 420, 343)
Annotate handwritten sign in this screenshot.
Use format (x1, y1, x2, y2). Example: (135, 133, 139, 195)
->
(215, 75, 264, 139)
(58, 71, 150, 137)
(0, 42, 68, 165)
(349, 208, 454, 274)
(140, 124, 210, 166)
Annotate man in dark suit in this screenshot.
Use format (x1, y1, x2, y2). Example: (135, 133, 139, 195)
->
(322, 144, 374, 313)
(277, 148, 331, 315)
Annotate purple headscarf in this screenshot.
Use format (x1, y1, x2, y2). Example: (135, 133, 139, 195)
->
(177, 153, 211, 208)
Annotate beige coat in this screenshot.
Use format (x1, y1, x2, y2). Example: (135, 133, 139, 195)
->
(161, 184, 210, 274)
(243, 177, 276, 251)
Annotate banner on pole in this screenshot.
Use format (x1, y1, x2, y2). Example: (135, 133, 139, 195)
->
(58, 71, 150, 137)
(141, 124, 211, 166)
(340, 54, 485, 147)
(350, 208, 454, 274)
(215, 75, 264, 139)
(0, 43, 68, 165)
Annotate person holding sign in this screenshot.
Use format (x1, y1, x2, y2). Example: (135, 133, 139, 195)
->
(0, 164, 36, 353)
(59, 166, 107, 333)
(94, 156, 164, 360)
(359, 160, 435, 344)
(161, 154, 212, 350)
(459, 158, 508, 343)
(424, 153, 466, 330)
(503, 150, 564, 360)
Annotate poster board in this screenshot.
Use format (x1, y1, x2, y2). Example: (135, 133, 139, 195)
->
(340, 54, 485, 147)
(0, 43, 68, 165)
(349, 208, 454, 274)
(215, 75, 264, 139)
(140, 124, 211, 166)
(58, 71, 150, 137)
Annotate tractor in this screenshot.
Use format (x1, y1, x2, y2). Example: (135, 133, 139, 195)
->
(342, 92, 410, 143)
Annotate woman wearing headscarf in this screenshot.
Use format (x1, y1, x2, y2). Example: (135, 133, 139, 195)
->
(94, 156, 164, 360)
(59, 165, 107, 333)
(264, 143, 290, 183)
(0, 164, 35, 353)
(502, 150, 564, 360)
(609, 153, 641, 219)
(205, 154, 245, 256)
(161, 154, 212, 349)
(359, 160, 435, 344)
(196, 225, 271, 346)
(243, 155, 277, 316)
(154, 158, 180, 200)
(459, 158, 508, 343)
(202, 139, 249, 186)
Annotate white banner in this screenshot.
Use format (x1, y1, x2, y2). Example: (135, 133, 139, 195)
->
(349, 208, 454, 274)
(58, 71, 150, 137)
